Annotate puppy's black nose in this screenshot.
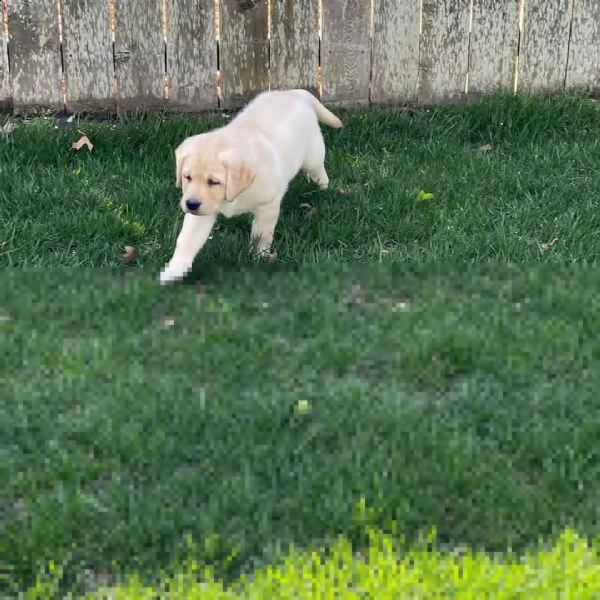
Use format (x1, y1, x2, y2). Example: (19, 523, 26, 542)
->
(186, 198, 201, 211)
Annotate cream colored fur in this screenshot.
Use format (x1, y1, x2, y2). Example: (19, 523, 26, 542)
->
(160, 89, 342, 284)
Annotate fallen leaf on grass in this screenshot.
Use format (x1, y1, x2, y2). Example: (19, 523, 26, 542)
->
(381, 247, 395, 255)
(346, 282, 364, 306)
(196, 282, 206, 299)
(336, 187, 352, 195)
(2, 121, 17, 136)
(541, 237, 558, 250)
(164, 317, 175, 328)
(477, 143, 494, 152)
(391, 300, 410, 311)
(299, 202, 318, 218)
(122, 245, 136, 265)
(417, 189, 435, 201)
(0, 314, 11, 322)
(71, 135, 93, 152)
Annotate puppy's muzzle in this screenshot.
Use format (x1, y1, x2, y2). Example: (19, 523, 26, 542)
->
(185, 198, 202, 212)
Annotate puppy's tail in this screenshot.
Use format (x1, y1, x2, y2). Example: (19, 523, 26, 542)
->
(301, 90, 343, 128)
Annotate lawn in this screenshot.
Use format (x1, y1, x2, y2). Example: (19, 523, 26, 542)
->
(2, 92, 600, 597)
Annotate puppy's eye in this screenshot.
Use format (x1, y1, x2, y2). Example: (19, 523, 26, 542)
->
(207, 178, 220, 187)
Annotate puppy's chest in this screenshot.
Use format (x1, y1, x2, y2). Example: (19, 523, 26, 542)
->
(218, 201, 251, 218)
(218, 191, 275, 219)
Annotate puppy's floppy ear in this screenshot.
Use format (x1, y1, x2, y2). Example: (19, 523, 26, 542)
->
(219, 150, 256, 202)
(174, 145, 187, 188)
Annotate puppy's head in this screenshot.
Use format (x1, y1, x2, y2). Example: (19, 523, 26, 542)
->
(174, 135, 256, 216)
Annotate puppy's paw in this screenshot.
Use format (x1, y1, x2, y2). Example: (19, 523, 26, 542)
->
(159, 263, 189, 285)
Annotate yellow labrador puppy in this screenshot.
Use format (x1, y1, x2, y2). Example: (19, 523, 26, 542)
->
(159, 89, 343, 284)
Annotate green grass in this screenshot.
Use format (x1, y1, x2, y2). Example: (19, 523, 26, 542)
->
(25, 529, 600, 598)
(2, 92, 600, 596)
(1, 91, 600, 267)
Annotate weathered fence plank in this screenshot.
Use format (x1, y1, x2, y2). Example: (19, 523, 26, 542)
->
(371, 0, 420, 105)
(566, 0, 600, 92)
(0, 4, 10, 109)
(518, 0, 572, 94)
(62, 0, 114, 112)
(219, 0, 269, 109)
(270, 0, 318, 93)
(7, 0, 62, 111)
(3, 0, 600, 113)
(114, 0, 164, 109)
(166, 0, 217, 110)
(418, 0, 471, 105)
(469, 0, 519, 95)
(321, 0, 371, 105)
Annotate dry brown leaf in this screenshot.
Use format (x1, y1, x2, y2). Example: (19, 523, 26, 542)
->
(0, 314, 11, 322)
(336, 187, 351, 195)
(381, 247, 395, 255)
(122, 245, 136, 265)
(392, 300, 410, 311)
(164, 317, 175, 328)
(2, 121, 17, 135)
(541, 237, 558, 250)
(196, 282, 206, 299)
(267, 251, 278, 263)
(477, 144, 494, 152)
(346, 282, 364, 305)
(299, 202, 318, 218)
(71, 135, 94, 152)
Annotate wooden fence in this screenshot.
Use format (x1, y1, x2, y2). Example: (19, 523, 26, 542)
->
(0, 0, 598, 114)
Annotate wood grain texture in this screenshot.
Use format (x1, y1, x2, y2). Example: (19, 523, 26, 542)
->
(7, 0, 62, 111)
(219, 0, 268, 109)
(62, 0, 114, 112)
(518, 0, 572, 94)
(270, 0, 318, 93)
(566, 0, 600, 92)
(166, 0, 217, 110)
(371, 0, 420, 104)
(469, 0, 519, 95)
(114, 0, 165, 109)
(321, 0, 371, 105)
(419, 0, 471, 105)
(0, 5, 10, 109)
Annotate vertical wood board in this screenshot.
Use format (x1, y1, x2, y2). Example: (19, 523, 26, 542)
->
(62, 0, 114, 112)
(7, 0, 62, 110)
(0, 2, 10, 107)
(566, 0, 600, 91)
(469, 0, 519, 95)
(219, 0, 269, 109)
(321, 0, 371, 105)
(418, 0, 471, 105)
(371, 0, 420, 104)
(166, 0, 217, 110)
(114, 0, 165, 109)
(270, 0, 318, 93)
(518, 0, 572, 94)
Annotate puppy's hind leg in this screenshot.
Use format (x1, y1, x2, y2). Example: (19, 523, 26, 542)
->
(251, 201, 282, 256)
(302, 131, 329, 190)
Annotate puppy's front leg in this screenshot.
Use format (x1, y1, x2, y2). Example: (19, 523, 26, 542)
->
(160, 213, 216, 284)
(251, 202, 282, 255)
